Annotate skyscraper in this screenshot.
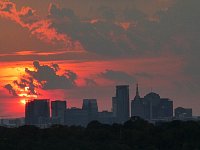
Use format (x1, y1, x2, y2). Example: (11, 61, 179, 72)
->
(131, 85, 173, 121)
(82, 99, 98, 122)
(143, 92, 173, 120)
(112, 97, 117, 117)
(51, 100, 67, 125)
(25, 99, 50, 127)
(115, 85, 130, 123)
(131, 84, 145, 118)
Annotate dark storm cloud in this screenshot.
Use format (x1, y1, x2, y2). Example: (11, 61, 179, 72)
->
(148, 0, 200, 85)
(4, 84, 17, 96)
(85, 78, 98, 87)
(1, 0, 200, 81)
(4, 61, 78, 97)
(98, 6, 115, 21)
(13, 77, 37, 95)
(48, 4, 135, 56)
(25, 61, 77, 90)
(99, 69, 135, 83)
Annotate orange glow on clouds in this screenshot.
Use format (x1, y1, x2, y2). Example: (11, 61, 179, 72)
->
(0, 54, 185, 117)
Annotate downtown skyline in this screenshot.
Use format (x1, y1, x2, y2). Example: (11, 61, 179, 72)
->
(0, 0, 200, 117)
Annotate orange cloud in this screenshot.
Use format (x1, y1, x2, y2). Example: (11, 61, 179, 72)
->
(0, 0, 70, 46)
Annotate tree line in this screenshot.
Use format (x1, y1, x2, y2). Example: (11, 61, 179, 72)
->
(0, 117, 200, 150)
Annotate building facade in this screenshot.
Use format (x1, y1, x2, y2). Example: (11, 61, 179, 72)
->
(115, 85, 130, 123)
(25, 99, 50, 127)
(131, 85, 173, 121)
(65, 107, 88, 126)
(175, 107, 192, 119)
(51, 100, 67, 125)
(82, 99, 98, 122)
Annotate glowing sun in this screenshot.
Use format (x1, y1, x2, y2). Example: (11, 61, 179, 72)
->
(20, 99, 26, 105)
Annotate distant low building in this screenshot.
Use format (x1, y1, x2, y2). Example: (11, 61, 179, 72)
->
(0, 118, 25, 127)
(175, 107, 192, 119)
(65, 107, 88, 126)
(98, 111, 114, 124)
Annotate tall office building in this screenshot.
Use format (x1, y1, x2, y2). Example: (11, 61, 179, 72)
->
(131, 84, 145, 118)
(82, 99, 98, 122)
(131, 84, 173, 121)
(143, 93, 173, 120)
(115, 85, 130, 123)
(112, 97, 117, 117)
(51, 100, 67, 125)
(25, 99, 50, 127)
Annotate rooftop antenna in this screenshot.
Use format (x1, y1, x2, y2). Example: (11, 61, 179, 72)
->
(136, 83, 140, 96)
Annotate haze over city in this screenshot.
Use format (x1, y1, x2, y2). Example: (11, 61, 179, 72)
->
(0, 0, 200, 118)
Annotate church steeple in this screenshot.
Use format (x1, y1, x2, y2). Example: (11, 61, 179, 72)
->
(134, 83, 140, 100)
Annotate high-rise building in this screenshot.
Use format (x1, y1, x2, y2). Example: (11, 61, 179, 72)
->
(131, 84, 145, 118)
(82, 99, 98, 122)
(143, 93, 173, 120)
(112, 97, 117, 117)
(25, 99, 50, 127)
(115, 85, 130, 123)
(51, 100, 67, 125)
(175, 107, 192, 119)
(131, 85, 173, 121)
(159, 98, 173, 119)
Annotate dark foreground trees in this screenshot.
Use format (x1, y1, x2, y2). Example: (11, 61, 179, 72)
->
(1, 118, 200, 150)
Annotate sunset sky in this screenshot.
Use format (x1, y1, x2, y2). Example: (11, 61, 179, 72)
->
(0, 0, 200, 118)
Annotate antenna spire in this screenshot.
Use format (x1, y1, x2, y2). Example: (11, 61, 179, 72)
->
(136, 83, 139, 97)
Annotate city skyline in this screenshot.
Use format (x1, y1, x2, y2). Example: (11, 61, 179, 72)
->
(22, 84, 192, 128)
(0, 84, 195, 128)
(0, 0, 200, 117)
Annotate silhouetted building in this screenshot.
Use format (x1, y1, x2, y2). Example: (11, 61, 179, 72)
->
(98, 111, 114, 124)
(25, 99, 50, 127)
(51, 100, 67, 125)
(82, 99, 98, 122)
(0, 118, 25, 127)
(143, 92, 173, 120)
(112, 97, 117, 117)
(159, 98, 173, 119)
(131, 85, 173, 121)
(175, 107, 192, 119)
(65, 107, 88, 126)
(131, 84, 145, 118)
(115, 85, 130, 123)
